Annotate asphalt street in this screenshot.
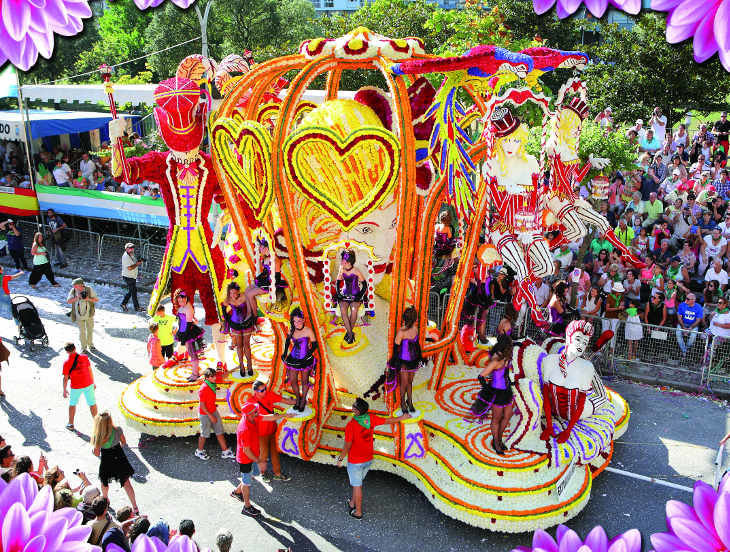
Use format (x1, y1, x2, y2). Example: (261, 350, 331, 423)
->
(0, 274, 728, 551)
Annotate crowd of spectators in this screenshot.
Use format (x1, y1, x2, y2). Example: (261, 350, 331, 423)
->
(0, 138, 161, 199)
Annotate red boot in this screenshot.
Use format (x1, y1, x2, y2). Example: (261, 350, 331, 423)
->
(603, 229, 646, 268)
(459, 324, 476, 353)
(517, 279, 550, 327)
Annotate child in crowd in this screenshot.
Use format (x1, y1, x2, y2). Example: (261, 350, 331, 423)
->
(624, 297, 643, 361)
(152, 304, 177, 359)
(147, 322, 163, 370)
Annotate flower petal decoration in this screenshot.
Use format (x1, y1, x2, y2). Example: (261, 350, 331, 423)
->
(652, 0, 730, 71)
(651, 473, 730, 552)
(513, 524, 641, 552)
(0, 0, 92, 70)
(133, 0, 196, 8)
(533, 0, 640, 18)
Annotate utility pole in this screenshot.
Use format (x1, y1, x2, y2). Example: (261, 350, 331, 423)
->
(195, 0, 214, 58)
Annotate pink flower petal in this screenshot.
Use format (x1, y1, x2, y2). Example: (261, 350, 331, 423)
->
(612, 0, 641, 14)
(666, 9, 702, 42)
(28, 28, 53, 59)
(693, 3, 721, 61)
(23, 535, 47, 552)
(533, 529, 559, 552)
(557, 528, 583, 552)
(714, 492, 730, 547)
(533, 0, 557, 14)
(28, 486, 54, 518)
(171, 0, 196, 6)
(53, 15, 82, 36)
(719, 41, 730, 70)
(64, 0, 91, 19)
(670, 517, 723, 551)
(715, 0, 730, 52)
(617, 529, 642, 552)
(666, 499, 700, 523)
(692, 481, 720, 537)
(27, 0, 46, 7)
(106, 546, 128, 552)
(584, 0, 609, 17)
(131, 534, 161, 552)
(606, 541, 626, 552)
(650, 0, 683, 10)
(649, 532, 692, 552)
(28, 510, 48, 540)
(558, 0, 583, 16)
(584, 526, 608, 552)
(670, 0, 713, 27)
(43, 0, 70, 28)
(64, 524, 93, 543)
(43, 516, 71, 552)
(168, 536, 198, 552)
(2, 503, 31, 552)
(2, 0, 31, 41)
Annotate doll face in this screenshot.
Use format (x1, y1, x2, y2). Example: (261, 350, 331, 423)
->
(566, 332, 590, 362)
(499, 136, 522, 157)
(343, 199, 398, 285)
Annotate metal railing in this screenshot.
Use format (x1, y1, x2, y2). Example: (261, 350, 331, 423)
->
(98, 234, 148, 268)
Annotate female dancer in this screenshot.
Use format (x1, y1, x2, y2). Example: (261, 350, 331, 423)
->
(469, 334, 514, 455)
(333, 249, 367, 344)
(222, 282, 256, 377)
(174, 289, 205, 381)
(244, 238, 286, 316)
(388, 306, 423, 414)
(91, 411, 139, 514)
(461, 261, 494, 347)
(281, 308, 318, 411)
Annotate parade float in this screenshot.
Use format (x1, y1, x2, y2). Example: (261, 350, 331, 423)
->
(119, 29, 630, 532)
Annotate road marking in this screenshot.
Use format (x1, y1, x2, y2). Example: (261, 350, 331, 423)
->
(604, 466, 693, 493)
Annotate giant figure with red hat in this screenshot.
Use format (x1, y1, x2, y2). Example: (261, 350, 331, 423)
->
(109, 77, 227, 358)
(545, 96, 644, 267)
(483, 107, 554, 326)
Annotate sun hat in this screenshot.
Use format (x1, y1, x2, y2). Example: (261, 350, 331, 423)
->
(612, 282, 625, 293)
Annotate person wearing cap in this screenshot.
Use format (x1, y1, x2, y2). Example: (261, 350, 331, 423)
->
(77, 485, 101, 523)
(667, 256, 690, 283)
(661, 168, 683, 200)
(249, 379, 296, 480)
(602, 281, 625, 342)
(676, 293, 704, 356)
(62, 342, 97, 431)
(195, 367, 235, 461)
(336, 398, 411, 519)
(233, 401, 293, 517)
(593, 106, 613, 130)
(121, 243, 143, 313)
(627, 119, 645, 142)
(0, 219, 27, 270)
(67, 277, 98, 353)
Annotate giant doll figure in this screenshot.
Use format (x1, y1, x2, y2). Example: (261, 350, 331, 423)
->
(545, 97, 643, 267)
(483, 107, 554, 325)
(109, 77, 226, 361)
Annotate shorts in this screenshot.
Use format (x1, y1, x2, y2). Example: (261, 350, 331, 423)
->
(69, 384, 96, 407)
(239, 461, 260, 486)
(199, 411, 223, 437)
(161, 344, 174, 358)
(346, 460, 373, 487)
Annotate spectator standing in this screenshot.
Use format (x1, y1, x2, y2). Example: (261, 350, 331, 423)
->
(52, 159, 71, 187)
(676, 293, 703, 356)
(91, 411, 139, 514)
(233, 402, 292, 517)
(1, 219, 26, 269)
(708, 297, 730, 364)
(337, 398, 411, 519)
(0, 265, 23, 323)
(195, 367, 236, 461)
(152, 305, 176, 359)
(649, 107, 668, 141)
(251, 379, 295, 481)
(121, 243, 143, 312)
(67, 278, 98, 353)
(28, 232, 59, 288)
(147, 322, 163, 370)
(713, 112, 730, 154)
(79, 153, 96, 183)
(62, 342, 97, 431)
(672, 124, 689, 152)
(46, 209, 68, 269)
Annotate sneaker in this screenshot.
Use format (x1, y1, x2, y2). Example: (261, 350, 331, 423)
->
(194, 449, 210, 460)
(272, 473, 291, 481)
(241, 505, 260, 517)
(120, 304, 128, 312)
(260, 471, 273, 483)
(221, 449, 235, 459)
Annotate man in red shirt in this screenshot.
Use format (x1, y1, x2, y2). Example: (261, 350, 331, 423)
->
(233, 401, 293, 516)
(336, 398, 411, 519)
(195, 367, 235, 461)
(61, 342, 97, 431)
(251, 380, 296, 481)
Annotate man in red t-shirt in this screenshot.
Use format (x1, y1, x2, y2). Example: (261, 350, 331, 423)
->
(251, 380, 296, 481)
(61, 342, 97, 431)
(195, 367, 235, 461)
(336, 398, 410, 519)
(233, 401, 292, 516)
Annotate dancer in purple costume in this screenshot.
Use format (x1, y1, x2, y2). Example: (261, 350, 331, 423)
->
(281, 308, 319, 412)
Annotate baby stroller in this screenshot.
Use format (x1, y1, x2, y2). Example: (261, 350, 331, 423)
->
(11, 296, 48, 351)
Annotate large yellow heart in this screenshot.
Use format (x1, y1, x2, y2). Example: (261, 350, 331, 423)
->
(283, 126, 401, 231)
(211, 118, 273, 221)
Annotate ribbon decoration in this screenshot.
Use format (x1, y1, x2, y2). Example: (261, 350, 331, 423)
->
(281, 426, 300, 456)
(404, 431, 426, 459)
(99, 64, 131, 185)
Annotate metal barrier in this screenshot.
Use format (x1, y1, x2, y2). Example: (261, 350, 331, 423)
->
(98, 234, 148, 268)
(704, 336, 730, 394)
(140, 243, 166, 277)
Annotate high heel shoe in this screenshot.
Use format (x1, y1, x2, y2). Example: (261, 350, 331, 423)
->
(407, 399, 415, 413)
(400, 400, 408, 415)
(491, 438, 504, 456)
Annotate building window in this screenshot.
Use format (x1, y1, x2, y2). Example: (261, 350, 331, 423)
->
(324, 0, 334, 7)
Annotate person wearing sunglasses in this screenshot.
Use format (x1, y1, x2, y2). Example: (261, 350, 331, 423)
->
(249, 380, 296, 483)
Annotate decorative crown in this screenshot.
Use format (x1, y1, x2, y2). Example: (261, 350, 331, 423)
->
(564, 96, 589, 120)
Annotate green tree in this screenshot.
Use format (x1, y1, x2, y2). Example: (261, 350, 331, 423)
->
(582, 13, 730, 128)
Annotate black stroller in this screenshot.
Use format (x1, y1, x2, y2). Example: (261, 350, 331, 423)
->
(11, 296, 48, 351)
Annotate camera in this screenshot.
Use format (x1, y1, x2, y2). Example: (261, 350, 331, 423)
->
(80, 290, 88, 299)
(73, 469, 80, 475)
(137, 257, 145, 262)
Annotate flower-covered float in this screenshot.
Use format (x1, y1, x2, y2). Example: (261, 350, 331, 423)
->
(119, 29, 630, 532)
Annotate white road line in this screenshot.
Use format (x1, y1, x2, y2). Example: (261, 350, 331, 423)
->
(604, 466, 694, 493)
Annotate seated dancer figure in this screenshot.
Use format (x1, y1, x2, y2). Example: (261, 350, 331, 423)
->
(173, 289, 205, 381)
(545, 97, 643, 268)
(483, 107, 554, 325)
(508, 319, 617, 468)
(469, 334, 514, 455)
(222, 282, 256, 377)
(387, 306, 424, 414)
(244, 238, 287, 315)
(281, 308, 318, 412)
(433, 211, 456, 260)
(333, 249, 368, 344)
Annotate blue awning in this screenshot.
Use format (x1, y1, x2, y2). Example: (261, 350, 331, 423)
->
(0, 109, 127, 140)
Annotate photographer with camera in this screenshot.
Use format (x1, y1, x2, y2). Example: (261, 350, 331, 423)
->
(1, 219, 28, 270)
(67, 277, 98, 353)
(121, 243, 144, 313)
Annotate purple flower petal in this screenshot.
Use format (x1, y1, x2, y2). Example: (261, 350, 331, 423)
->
(693, 3, 720, 61)
(28, 28, 53, 58)
(719, 40, 730, 70)
(714, 492, 730, 547)
(584, 526, 608, 552)
(611, 0, 641, 14)
(106, 546, 128, 552)
(557, 528, 582, 552)
(2, 0, 31, 41)
(670, 0, 713, 27)
(650, 532, 691, 552)
(715, 0, 730, 53)
(666, 19, 700, 42)
(692, 481, 720, 537)
(617, 529, 641, 552)
(583, 0, 609, 16)
(650, 0, 683, 10)
(43, 0, 71, 28)
(558, 0, 583, 16)
(171, 0, 196, 7)
(65, 524, 93, 543)
(669, 517, 723, 551)
(532, 529, 559, 552)
(666, 499, 700, 523)
(132, 534, 163, 552)
(533, 0, 557, 14)
(23, 534, 47, 552)
(606, 541, 626, 552)
(2, 503, 31, 552)
(42, 515, 71, 552)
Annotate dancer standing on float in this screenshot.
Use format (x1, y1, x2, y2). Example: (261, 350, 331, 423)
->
(333, 250, 368, 345)
(108, 78, 228, 362)
(281, 308, 318, 412)
(545, 97, 644, 267)
(483, 107, 554, 325)
(387, 306, 424, 414)
(222, 282, 256, 378)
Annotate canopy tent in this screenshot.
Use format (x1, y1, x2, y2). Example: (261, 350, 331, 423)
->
(0, 109, 115, 141)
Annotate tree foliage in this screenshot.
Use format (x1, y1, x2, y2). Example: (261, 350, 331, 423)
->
(582, 13, 730, 128)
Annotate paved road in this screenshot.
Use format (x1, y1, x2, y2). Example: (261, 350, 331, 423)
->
(0, 275, 728, 551)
